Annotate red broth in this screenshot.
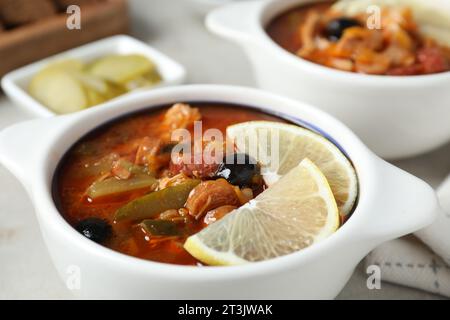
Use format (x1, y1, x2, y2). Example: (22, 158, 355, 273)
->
(53, 103, 284, 265)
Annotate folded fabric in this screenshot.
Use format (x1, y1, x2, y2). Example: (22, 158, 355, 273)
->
(365, 175, 450, 298)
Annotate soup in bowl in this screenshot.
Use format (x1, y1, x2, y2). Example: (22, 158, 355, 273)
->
(0, 85, 439, 299)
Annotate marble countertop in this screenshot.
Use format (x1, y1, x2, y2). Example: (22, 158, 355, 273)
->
(0, 0, 449, 299)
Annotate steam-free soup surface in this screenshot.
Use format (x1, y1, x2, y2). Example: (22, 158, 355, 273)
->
(54, 103, 283, 265)
(266, 1, 450, 75)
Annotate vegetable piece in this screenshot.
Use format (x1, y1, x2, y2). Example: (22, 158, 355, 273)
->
(325, 17, 361, 41)
(215, 154, 259, 188)
(114, 179, 200, 222)
(87, 175, 157, 199)
(170, 152, 220, 179)
(75, 218, 112, 244)
(88, 54, 161, 86)
(29, 69, 88, 114)
(139, 220, 181, 237)
(185, 179, 241, 219)
(203, 205, 237, 225)
(417, 47, 449, 74)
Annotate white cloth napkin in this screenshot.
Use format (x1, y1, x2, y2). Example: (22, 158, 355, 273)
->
(365, 175, 450, 298)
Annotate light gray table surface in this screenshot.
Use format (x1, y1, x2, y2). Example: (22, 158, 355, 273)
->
(0, 0, 449, 299)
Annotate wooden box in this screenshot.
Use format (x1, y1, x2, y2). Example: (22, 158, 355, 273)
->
(0, 0, 129, 78)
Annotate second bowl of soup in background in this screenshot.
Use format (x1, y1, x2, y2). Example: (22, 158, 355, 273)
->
(1, 35, 186, 118)
(206, 0, 450, 159)
(0, 85, 441, 299)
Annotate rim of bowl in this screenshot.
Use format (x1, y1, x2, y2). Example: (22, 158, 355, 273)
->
(34, 84, 376, 280)
(253, 0, 450, 86)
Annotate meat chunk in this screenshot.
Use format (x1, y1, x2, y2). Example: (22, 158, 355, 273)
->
(169, 152, 220, 179)
(134, 137, 159, 165)
(186, 179, 240, 219)
(0, 0, 56, 27)
(133, 137, 171, 173)
(163, 103, 201, 131)
(203, 205, 237, 225)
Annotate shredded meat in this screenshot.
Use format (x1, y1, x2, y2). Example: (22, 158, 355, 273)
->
(185, 179, 240, 219)
(296, 6, 450, 75)
(169, 152, 220, 180)
(163, 103, 201, 132)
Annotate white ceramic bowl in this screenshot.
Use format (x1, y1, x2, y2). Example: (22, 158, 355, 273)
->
(0, 85, 440, 299)
(206, 0, 450, 159)
(1, 35, 186, 118)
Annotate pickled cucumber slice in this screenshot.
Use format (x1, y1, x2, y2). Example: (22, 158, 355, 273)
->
(29, 69, 88, 114)
(114, 180, 200, 222)
(89, 54, 161, 85)
(87, 175, 157, 200)
(333, 0, 450, 46)
(73, 72, 126, 102)
(44, 59, 84, 72)
(29, 55, 162, 114)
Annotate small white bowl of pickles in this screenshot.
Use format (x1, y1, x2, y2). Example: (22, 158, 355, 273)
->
(1, 35, 186, 117)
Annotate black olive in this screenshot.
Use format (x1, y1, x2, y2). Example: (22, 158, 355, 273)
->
(215, 153, 259, 188)
(325, 17, 361, 41)
(75, 218, 112, 244)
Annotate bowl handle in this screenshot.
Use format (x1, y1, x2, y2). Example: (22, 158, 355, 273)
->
(0, 118, 67, 191)
(205, 0, 266, 44)
(362, 161, 440, 243)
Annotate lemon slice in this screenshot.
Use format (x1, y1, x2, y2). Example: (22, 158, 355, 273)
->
(227, 121, 357, 217)
(184, 158, 339, 265)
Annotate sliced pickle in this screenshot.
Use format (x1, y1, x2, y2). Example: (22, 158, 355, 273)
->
(124, 71, 163, 91)
(29, 55, 162, 114)
(139, 220, 181, 237)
